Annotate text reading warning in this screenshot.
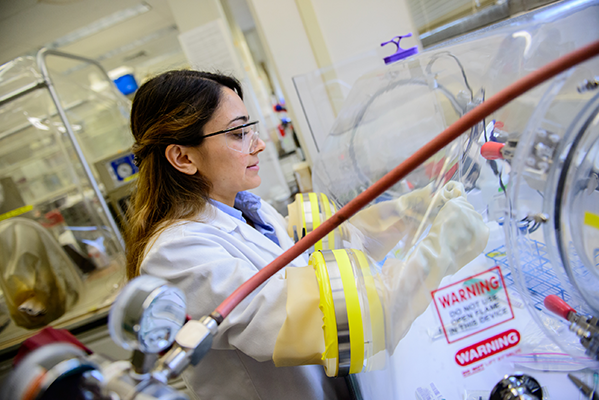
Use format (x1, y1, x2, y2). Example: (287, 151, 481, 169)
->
(431, 266, 514, 343)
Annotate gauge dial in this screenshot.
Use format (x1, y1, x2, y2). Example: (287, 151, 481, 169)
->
(116, 163, 133, 179)
(108, 276, 187, 353)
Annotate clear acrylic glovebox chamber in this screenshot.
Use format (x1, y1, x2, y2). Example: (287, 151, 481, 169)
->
(0, 50, 133, 352)
(296, 0, 599, 398)
(292, 48, 386, 153)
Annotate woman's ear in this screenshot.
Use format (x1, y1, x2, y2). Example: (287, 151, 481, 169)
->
(165, 144, 198, 175)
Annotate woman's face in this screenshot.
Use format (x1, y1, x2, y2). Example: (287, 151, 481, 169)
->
(190, 87, 266, 206)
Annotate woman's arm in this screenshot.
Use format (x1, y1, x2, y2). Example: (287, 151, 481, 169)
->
(141, 230, 289, 362)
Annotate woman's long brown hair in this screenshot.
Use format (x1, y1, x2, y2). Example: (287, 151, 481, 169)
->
(126, 70, 243, 279)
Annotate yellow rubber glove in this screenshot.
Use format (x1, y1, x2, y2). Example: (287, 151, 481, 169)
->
(273, 266, 325, 367)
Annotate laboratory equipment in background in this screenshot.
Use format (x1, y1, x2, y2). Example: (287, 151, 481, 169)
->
(0, 49, 131, 353)
(94, 151, 138, 228)
(272, 102, 299, 156)
(292, 161, 312, 193)
(108, 66, 139, 98)
(298, 0, 599, 398)
(0, 177, 27, 216)
(0, 218, 83, 330)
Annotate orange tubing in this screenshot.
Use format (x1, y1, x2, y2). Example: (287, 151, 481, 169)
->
(212, 39, 599, 322)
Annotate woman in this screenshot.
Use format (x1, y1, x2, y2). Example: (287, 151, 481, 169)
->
(126, 70, 350, 400)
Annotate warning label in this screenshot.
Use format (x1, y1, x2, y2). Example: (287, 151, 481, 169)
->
(431, 266, 514, 343)
(455, 329, 520, 366)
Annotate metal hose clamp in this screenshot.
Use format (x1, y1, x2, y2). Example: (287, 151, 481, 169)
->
(323, 251, 352, 375)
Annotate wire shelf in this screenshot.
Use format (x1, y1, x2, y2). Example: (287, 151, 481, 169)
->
(485, 240, 574, 311)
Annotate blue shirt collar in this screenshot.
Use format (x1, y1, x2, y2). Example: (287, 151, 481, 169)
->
(210, 191, 280, 246)
(211, 196, 245, 222)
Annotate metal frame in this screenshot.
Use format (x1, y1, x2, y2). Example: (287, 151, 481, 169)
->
(0, 48, 126, 251)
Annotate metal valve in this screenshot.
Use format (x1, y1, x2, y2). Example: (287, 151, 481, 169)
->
(545, 295, 599, 360)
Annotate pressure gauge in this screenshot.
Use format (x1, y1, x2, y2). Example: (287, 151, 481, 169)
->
(116, 162, 134, 179)
(108, 276, 187, 354)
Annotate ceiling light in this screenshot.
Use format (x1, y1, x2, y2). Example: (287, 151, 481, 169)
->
(45, 2, 152, 49)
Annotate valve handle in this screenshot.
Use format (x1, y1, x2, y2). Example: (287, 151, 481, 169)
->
(544, 294, 576, 320)
(481, 142, 505, 160)
(381, 33, 418, 64)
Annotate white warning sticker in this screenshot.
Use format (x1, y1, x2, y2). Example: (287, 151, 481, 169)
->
(431, 266, 514, 343)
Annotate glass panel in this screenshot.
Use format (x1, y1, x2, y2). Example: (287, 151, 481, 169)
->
(0, 55, 130, 350)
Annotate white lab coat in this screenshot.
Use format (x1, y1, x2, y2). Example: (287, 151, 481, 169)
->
(141, 200, 350, 400)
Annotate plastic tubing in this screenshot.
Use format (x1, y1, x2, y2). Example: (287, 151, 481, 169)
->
(211, 39, 599, 323)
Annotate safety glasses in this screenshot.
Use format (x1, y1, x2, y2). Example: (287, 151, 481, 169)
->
(204, 120, 260, 154)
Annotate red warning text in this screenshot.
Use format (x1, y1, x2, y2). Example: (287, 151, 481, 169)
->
(455, 329, 520, 366)
(432, 266, 514, 343)
(437, 275, 500, 308)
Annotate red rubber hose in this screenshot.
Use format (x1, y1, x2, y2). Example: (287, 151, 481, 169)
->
(212, 39, 599, 322)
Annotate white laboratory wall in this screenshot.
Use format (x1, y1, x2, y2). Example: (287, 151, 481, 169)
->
(310, 0, 420, 64)
(245, 0, 321, 164)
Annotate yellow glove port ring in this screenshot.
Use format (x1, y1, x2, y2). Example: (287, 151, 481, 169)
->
(287, 193, 344, 251)
(310, 249, 385, 377)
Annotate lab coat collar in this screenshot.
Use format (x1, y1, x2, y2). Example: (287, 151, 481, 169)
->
(206, 203, 289, 262)
(205, 203, 238, 233)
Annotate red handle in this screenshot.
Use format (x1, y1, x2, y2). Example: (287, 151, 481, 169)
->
(481, 142, 505, 160)
(544, 294, 576, 320)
